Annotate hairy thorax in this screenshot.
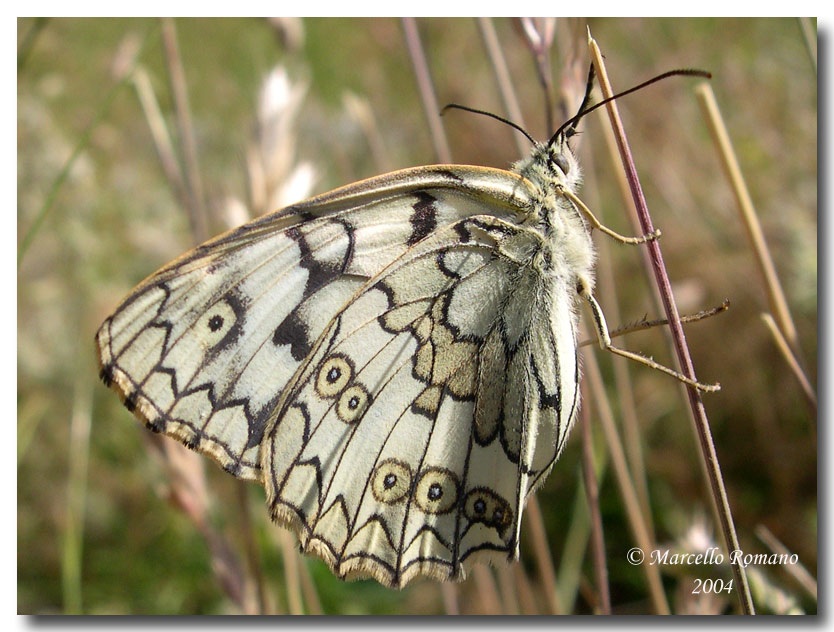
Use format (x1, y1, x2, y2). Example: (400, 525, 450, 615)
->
(515, 142, 596, 289)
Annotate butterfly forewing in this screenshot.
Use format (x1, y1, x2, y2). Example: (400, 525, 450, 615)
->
(97, 167, 527, 480)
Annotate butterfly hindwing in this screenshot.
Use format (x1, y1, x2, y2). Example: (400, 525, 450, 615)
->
(262, 213, 581, 588)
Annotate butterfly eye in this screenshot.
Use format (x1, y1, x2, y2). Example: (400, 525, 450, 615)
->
(552, 153, 570, 175)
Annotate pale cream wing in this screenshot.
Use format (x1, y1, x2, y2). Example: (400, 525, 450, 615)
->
(263, 214, 580, 588)
(96, 165, 535, 482)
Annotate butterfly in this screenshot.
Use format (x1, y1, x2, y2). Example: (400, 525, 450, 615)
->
(96, 68, 716, 589)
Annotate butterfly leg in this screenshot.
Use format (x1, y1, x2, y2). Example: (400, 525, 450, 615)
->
(577, 280, 720, 392)
(559, 186, 661, 245)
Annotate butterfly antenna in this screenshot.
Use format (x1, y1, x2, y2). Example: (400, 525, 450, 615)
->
(549, 68, 711, 145)
(441, 103, 537, 146)
(568, 63, 597, 136)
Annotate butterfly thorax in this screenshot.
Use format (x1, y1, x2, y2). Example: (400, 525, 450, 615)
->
(513, 140, 596, 289)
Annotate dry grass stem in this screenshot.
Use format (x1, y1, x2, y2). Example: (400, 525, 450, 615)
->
(176, 492, 246, 607)
(476, 17, 529, 156)
(236, 487, 268, 614)
(578, 301, 731, 348)
(580, 391, 610, 614)
(132, 66, 189, 211)
(440, 582, 460, 615)
(472, 566, 503, 614)
(299, 558, 323, 615)
(518, 18, 556, 133)
(160, 18, 208, 242)
(156, 440, 249, 612)
(525, 495, 562, 614)
(511, 562, 538, 614)
(755, 524, 817, 601)
(589, 33, 754, 614)
(798, 18, 817, 70)
(276, 528, 304, 614)
(496, 564, 521, 614)
(761, 313, 817, 413)
(250, 67, 315, 212)
(582, 341, 670, 614)
(695, 83, 801, 358)
(401, 18, 453, 164)
(343, 92, 392, 173)
(196, 521, 249, 611)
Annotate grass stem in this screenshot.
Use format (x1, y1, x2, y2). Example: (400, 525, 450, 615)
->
(589, 33, 755, 615)
(401, 18, 453, 164)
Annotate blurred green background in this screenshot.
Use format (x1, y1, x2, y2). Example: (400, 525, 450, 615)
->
(18, 17, 816, 614)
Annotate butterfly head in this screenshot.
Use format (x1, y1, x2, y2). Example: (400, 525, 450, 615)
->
(515, 134, 582, 198)
(441, 102, 583, 195)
